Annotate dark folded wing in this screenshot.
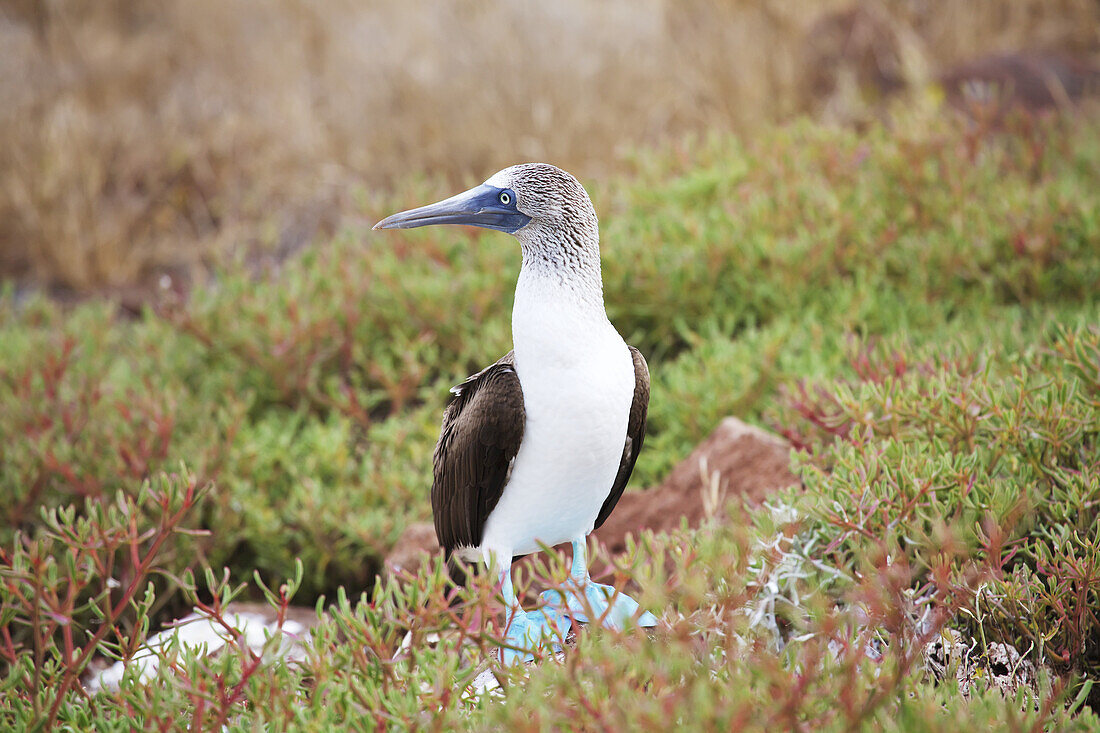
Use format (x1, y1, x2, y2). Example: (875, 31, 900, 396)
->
(431, 352, 525, 555)
(594, 345, 650, 531)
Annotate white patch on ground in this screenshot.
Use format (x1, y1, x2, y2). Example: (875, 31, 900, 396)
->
(85, 609, 309, 693)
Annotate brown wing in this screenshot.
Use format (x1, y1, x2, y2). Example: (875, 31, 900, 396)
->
(593, 345, 649, 531)
(431, 352, 525, 556)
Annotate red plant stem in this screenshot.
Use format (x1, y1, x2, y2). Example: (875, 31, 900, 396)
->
(1028, 676, 1067, 733)
(207, 653, 264, 731)
(43, 487, 198, 727)
(572, 680, 613, 733)
(0, 624, 17, 663)
(29, 556, 45, 716)
(192, 689, 207, 733)
(769, 640, 822, 731)
(892, 479, 933, 523)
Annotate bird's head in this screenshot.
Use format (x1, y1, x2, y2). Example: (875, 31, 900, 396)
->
(373, 163, 599, 250)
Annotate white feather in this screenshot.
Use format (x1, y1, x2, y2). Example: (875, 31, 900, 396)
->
(476, 264, 634, 559)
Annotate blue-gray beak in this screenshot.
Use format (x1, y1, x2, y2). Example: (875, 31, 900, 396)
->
(373, 184, 531, 234)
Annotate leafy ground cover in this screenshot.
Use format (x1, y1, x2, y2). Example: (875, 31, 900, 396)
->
(1, 111, 1098, 729)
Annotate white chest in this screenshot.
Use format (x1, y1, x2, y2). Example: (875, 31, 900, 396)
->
(477, 273, 635, 558)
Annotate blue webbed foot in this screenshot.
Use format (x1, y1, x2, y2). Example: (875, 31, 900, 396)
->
(500, 606, 570, 665)
(541, 580, 659, 630)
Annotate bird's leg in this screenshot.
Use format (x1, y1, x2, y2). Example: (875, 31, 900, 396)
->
(494, 559, 569, 665)
(541, 538, 659, 630)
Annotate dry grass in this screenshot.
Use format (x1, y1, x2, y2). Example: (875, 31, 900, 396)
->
(1, 0, 1097, 291)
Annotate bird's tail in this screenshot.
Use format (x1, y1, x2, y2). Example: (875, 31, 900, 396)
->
(445, 553, 470, 588)
(443, 552, 477, 608)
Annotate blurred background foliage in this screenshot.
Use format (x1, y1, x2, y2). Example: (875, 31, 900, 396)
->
(0, 0, 1097, 293)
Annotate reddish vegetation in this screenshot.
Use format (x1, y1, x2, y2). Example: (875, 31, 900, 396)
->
(773, 346, 980, 453)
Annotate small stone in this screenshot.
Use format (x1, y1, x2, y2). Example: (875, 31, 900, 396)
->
(383, 522, 440, 577)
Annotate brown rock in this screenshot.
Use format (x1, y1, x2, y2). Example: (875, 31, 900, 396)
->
(939, 52, 1100, 115)
(384, 521, 441, 576)
(594, 417, 799, 557)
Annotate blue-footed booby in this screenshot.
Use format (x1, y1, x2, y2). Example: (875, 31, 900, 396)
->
(374, 163, 657, 663)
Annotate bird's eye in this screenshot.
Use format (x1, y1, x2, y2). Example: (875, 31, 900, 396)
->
(499, 192, 511, 205)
